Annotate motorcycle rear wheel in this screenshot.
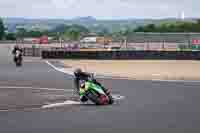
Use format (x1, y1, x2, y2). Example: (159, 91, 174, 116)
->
(16, 60, 22, 67)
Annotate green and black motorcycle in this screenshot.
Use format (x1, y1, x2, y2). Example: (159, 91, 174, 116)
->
(78, 78, 114, 105)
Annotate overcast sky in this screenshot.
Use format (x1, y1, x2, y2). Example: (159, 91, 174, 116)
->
(0, 0, 199, 19)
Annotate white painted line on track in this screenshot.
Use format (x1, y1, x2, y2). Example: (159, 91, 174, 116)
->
(152, 74, 162, 76)
(24, 60, 37, 62)
(42, 94, 125, 109)
(0, 107, 41, 112)
(112, 94, 125, 100)
(46, 61, 74, 75)
(151, 79, 200, 83)
(0, 86, 73, 91)
(42, 100, 81, 109)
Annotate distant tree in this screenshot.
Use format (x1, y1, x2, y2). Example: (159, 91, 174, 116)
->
(0, 18, 5, 40)
(122, 29, 132, 36)
(69, 24, 90, 33)
(197, 19, 200, 25)
(51, 24, 70, 33)
(16, 28, 27, 39)
(134, 21, 200, 33)
(157, 24, 169, 32)
(16, 28, 50, 38)
(27, 30, 43, 37)
(167, 24, 176, 32)
(134, 26, 144, 32)
(52, 24, 89, 34)
(97, 28, 110, 36)
(65, 30, 81, 41)
(51, 24, 90, 41)
(145, 24, 156, 32)
(194, 20, 200, 32)
(112, 31, 126, 42)
(5, 33, 16, 40)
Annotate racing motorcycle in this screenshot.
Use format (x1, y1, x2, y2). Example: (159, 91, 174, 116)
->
(14, 50, 23, 67)
(79, 77, 114, 105)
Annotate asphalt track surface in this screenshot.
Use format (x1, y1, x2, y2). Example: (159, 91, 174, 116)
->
(1, 45, 200, 132)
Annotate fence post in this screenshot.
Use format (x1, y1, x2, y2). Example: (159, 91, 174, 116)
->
(23, 48, 25, 56)
(188, 33, 191, 50)
(162, 40, 165, 51)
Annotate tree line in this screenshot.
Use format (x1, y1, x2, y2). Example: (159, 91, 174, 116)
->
(134, 20, 200, 32)
(0, 18, 91, 41)
(1, 17, 200, 41)
(0, 18, 5, 40)
(10, 24, 90, 41)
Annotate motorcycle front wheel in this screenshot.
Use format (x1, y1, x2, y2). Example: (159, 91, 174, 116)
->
(108, 95, 114, 104)
(85, 91, 102, 105)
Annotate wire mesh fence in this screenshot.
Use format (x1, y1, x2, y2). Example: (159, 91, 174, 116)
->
(126, 33, 200, 51)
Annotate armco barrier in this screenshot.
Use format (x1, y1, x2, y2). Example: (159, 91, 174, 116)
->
(41, 50, 200, 60)
(22, 48, 41, 57)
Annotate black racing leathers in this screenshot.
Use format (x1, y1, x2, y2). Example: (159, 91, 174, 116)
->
(12, 47, 23, 62)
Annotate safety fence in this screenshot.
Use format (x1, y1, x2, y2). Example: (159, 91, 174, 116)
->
(22, 47, 80, 57)
(126, 33, 200, 51)
(41, 50, 200, 60)
(22, 48, 41, 57)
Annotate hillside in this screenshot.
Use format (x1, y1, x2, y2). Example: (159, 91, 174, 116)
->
(2, 17, 198, 33)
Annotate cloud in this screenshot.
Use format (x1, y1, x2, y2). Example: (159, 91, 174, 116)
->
(0, 0, 199, 19)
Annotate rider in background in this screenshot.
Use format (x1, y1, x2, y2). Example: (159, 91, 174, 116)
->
(12, 45, 23, 62)
(12, 45, 23, 55)
(74, 68, 110, 95)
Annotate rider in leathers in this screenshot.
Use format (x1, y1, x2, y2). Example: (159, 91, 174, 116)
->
(74, 68, 110, 102)
(12, 45, 23, 62)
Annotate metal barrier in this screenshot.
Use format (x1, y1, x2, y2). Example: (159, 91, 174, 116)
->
(22, 48, 41, 57)
(41, 50, 200, 60)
